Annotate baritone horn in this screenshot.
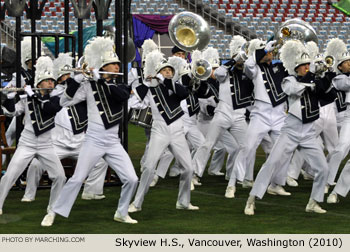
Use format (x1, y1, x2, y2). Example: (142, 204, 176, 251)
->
(191, 59, 212, 80)
(168, 11, 210, 52)
(325, 55, 335, 68)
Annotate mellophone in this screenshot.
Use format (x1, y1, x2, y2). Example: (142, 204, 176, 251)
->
(129, 107, 153, 129)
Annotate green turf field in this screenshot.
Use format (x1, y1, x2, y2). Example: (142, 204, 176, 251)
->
(1, 124, 350, 234)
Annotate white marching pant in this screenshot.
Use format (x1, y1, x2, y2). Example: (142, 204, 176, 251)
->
(23, 144, 108, 200)
(288, 103, 338, 180)
(52, 124, 138, 218)
(155, 149, 175, 178)
(132, 119, 193, 209)
(332, 158, 350, 197)
(140, 128, 151, 169)
(228, 102, 285, 186)
(156, 124, 205, 178)
(197, 115, 229, 175)
(0, 143, 66, 211)
(243, 129, 274, 182)
(250, 116, 328, 202)
(193, 110, 247, 178)
(2, 117, 17, 165)
(327, 109, 350, 185)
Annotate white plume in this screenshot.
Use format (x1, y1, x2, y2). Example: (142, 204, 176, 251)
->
(84, 37, 115, 69)
(168, 56, 188, 81)
(35, 56, 54, 74)
(202, 47, 219, 62)
(141, 39, 158, 61)
(21, 37, 32, 70)
(229, 35, 247, 57)
(143, 50, 164, 78)
(325, 38, 347, 59)
(34, 56, 55, 87)
(325, 38, 348, 74)
(248, 39, 265, 56)
(202, 47, 220, 67)
(53, 53, 73, 79)
(191, 50, 202, 64)
(305, 41, 319, 60)
(280, 40, 306, 75)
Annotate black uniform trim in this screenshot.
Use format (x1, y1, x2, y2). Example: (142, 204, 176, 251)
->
(65, 78, 80, 99)
(21, 68, 34, 87)
(300, 90, 320, 123)
(229, 68, 254, 109)
(27, 95, 61, 136)
(90, 80, 125, 129)
(136, 67, 144, 85)
(185, 93, 200, 117)
(335, 91, 347, 112)
(298, 72, 336, 123)
(67, 101, 88, 134)
(150, 81, 186, 125)
(259, 62, 287, 107)
(206, 78, 220, 101)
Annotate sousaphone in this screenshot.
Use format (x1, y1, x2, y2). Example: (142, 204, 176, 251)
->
(168, 11, 211, 52)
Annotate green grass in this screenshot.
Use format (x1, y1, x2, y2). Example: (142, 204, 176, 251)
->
(1, 124, 350, 234)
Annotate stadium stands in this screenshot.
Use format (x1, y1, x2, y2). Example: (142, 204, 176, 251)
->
(2, 0, 350, 58)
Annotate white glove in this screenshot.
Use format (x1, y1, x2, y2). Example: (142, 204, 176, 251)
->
(73, 73, 85, 83)
(233, 51, 247, 63)
(7, 91, 16, 99)
(309, 62, 316, 74)
(24, 85, 35, 97)
(156, 73, 165, 83)
(264, 40, 276, 52)
(149, 78, 159, 88)
(92, 69, 100, 82)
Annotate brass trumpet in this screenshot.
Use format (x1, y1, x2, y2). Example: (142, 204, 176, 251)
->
(61, 64, 124, 79)
(191, 59, 212, 81)
(313, 55, 335, 77)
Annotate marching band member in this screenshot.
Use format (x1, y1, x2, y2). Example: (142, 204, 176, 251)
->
(244, 40, 336, 215)
(192, 37, 253, 197)
(51, 37, 138, 225)
(325, 42, 350, 203)
(287, 42, 339, 187)
(2, 37, 35, 167)
(229, 39, 289, 197)
(128, 40, 174, 186)
(128, 50, 199, 213)
(154, 50, 217, 187)
(0, 56, 66, 226)
(196, 69, 235, 179)
(21, 53, 109, 202)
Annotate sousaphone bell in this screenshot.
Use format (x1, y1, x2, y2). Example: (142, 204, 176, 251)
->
(168, 11, 211, 52)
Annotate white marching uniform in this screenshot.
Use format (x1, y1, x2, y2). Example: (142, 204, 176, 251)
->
(0, 93, 66, 213)
(22, 85, 108, 200)
(155, 83, 206, 178)
(193, 66, 249, 179)
(327, 74, 350, 185)
(131, 77, 193, 209)
(197, 96, 236, 177)
(288, 102, 339, 180)
(128, 68, 174, 174)
(52, 78, 138, 218)
(229, 54, 288, 186)
(2, 71, 29, 165)
(249, 74, 332, 203)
